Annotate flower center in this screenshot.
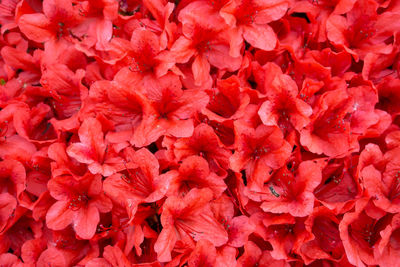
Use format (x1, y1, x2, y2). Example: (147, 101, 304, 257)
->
(120, 163, 151, 197)
(235, 0, 259, 25)
(129, 58, 153, 73)
(57, 22, 66, 39)
(270, 223, 295, 237)
(347, 17, 376, 47)
(251, 146, 270, 160)
(68, 193, 89, 210)
(191, 27, 215, 54)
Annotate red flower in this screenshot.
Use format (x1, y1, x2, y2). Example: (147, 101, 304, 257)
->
(66, 117, 118, 176)
(81, 69, 158, 147)
(300, 88, 358, 157)
(0, 0, 20, 32)
(305, 48, 352, 77)
(46, 172, 112, 239)
(40, 63, 86, 121)
(258, 69, 313, 133)
(211, 194, 255, 247)
(299, 206, 345, 264)
(376, 76, 400, 117)
(375, 213, 400, 267)
(18, 0, 82, 43)
(314, 157, 362, 214)
(0, 215, 42, 257)
(141, 0, 176, 50)
(326, 0, 400, 60)
(142, 73, 209, 140)
(103, 147, 173, 219)
(171, 2, 242, 86)
(0, 159, 26, 201)
(37, 242, 91, 267)
(72, 0, 119, 50)
(260, 160, 322, 217)
(230, 123, 292, 190)
(0, 45, 41, 82)
(361, 144, 400, 213)
(386, 130, 400, 150)
(237, 240, 290, 267)
(167, 155, 226, 198)
(203, 75, 250, 122)
(48, 142, 87, 179)
(20, 238, 47, 265)
(187, 239, 217, 266)
(339, 198, 391, 267)
(196, 113, 236, 147)
(347, 83, 383, 136)
(174, 123, 232, 176)
(122, 27, 175, 78)
(0, 253, 22, 266)
(221, 0, 288, 50)
(13, 102, 58, 145)
(263, 213, 311, 260)
(154, 188, 228, 262)
(101, 245, 132, 267)
(0, 193, 17, 233)
(3, 0, 400, 264)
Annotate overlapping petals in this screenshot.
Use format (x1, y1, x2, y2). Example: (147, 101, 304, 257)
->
(1, 0, 400, 265)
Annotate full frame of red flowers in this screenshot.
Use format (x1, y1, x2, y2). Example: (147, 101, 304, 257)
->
(0, 0, 400, 266)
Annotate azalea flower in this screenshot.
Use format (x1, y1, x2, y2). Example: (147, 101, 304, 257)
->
(46, 172, 112, 239)
(260, 160, 322, 217)
(299, 206, 345, 264)
(154, 188, 228, 262)
(230, 123, 292, 190)
(339, 198, 390, 267)
(2, 0, 400, 264)
(171, 1, 242, 86)
(258, 67, 313, 133)
(18, 0, 82, 45)
(300, 87, 358, 157)
(103, 147, 174, 220)
(221, 0, 288, 51)
(167, 155, 226, 198)
(174, 123, 232, 176)
(66, 117, 119, 176)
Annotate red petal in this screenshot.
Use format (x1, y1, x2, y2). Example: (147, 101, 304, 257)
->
(86, 258, 112, 267)
(74, 203, 100, 239)
(242, 24, 277, 51)
(37, 247, 69, 267)
(18, 13, 54, 43)
(103, 246, 132, 267)
(154, 225, 177, 262)
(95, 19, 113, 50)
(227, 216, 255, 247)
(46, 200, 74, 230)
(21, 238, 47, 264)
(42, 0, 76, 23)
(237, 241, 262, 266)
(0, 193, 17, 232)
(192, 54, 211, 86)
(188, 239, 217, 266)
(0, 253, 20, 266)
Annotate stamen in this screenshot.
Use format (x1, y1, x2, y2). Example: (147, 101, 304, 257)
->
(251, 146, 270, 160)
(68, 193, 89, 210)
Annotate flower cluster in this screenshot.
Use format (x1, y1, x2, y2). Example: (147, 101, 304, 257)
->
(1, 0, 400, 266)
